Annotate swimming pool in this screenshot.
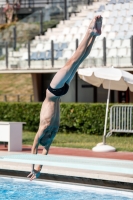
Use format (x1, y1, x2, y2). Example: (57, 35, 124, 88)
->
(0, 177, 133, 200)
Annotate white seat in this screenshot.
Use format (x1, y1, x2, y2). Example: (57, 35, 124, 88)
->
(110, 10, 118, 18)
(124, 31, 133, 39)
(62, 50, 73, 59)
(86, 12, 94, 19)
(43, 42, 51, 51)
(65, 34, 73, 42)
(115, 32, 126, 40)
(106, 17, 115, 25)
(78, 26, 87, 35)
(118, 10, 127, 17)
(113, 3, 122, 10)
(82, 19, 90, 27)
(49, 35, 57, 41)
(120, 24, 129, 32)
(35, 43, 44, 51)
(112, 24, 120, 32)
(106, 40, 113, 49)
(89, 49, 99, 58)
(21, 52, 28, 60)
(102, 25, 112, 33)
(112, 40, 122, 48)
(107, 32, 117, 40)
(62, 27, 70, 36)
(127, 9, 133, 16)
(67, 42, 76, 51)
(105, 4, 114, 11)
(115, 17, 124, 24)
(56, 35, 65, 42)
(93, 40, 103, 49)
(73, 34, 82, 42)
(121, 3, 130, 10)
(129, 24, 133, 31)
(121, 39, 130, 48)
(102, 11, 111, 18)
(118, 48, 127, 57)
(124, 16, 132, 24)
(108, 49, 118, 57)
(74, 20, 82, 27)
(70, 27, 78, 35)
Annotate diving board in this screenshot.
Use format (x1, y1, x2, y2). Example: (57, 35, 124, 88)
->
(0, 154, 133, 175)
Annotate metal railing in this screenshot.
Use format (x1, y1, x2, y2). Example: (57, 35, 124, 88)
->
(0, 0, 89, 8)
(107, 105, 133, 138)
(0, 94, 34, 102)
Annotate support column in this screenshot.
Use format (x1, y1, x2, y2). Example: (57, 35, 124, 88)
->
(32, 74, 42, 102)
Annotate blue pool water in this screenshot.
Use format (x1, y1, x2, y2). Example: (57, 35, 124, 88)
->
(0, 177, 133, 200)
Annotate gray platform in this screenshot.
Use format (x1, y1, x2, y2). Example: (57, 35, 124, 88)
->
(0, 152, 133, 189)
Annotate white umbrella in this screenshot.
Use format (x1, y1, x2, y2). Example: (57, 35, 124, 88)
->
(78, 67, 133, 152)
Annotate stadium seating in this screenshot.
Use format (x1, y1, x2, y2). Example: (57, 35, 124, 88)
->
(5, 0, 133, 69)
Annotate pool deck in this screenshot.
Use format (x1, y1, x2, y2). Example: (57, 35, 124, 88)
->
(0, 144, 133, 190)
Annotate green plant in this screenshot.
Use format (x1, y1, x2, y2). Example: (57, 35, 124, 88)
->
(0, 102, 111, 134)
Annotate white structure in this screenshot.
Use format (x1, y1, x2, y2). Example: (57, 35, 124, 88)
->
(0, 122, 25, 152)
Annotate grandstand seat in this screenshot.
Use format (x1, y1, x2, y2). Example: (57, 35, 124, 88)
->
(93, 40, 103, 49)
(127, 9, 133, 16)
(108, 0, 117, 4)
(121, 3, 130, 10)
(44, 42, 51, 51)
(117, 0, 125, 3)
(105, 4, 114, 11)
(107, 49, 118, 67)
(74, 20, 82, 27)
(54, 43, 60, 51)
(103, 25, 112, 33)
(108, 49, 118, 57)
(31, 52, 38, 60)
(106, 17, 115, 25)
(70, 27, 78, 35)
(62, 27, 70, 36)
(115, 17, 124, 24)
(110, 10, 118, 18)
(115, 32, 125, 39)
(65, 34, 73, 42)
(118, 10, 127, 17)
(118, 48, 127, 57)
(78, 26, 87, 35)
(120, 24, 128, 32)
(107, 32, 117, 40)
(61, 50, 74, 59)
(113, 3, 122, 10)
(86, 12, 94, 19)
(60, 43, 68, 50)
(38, 52, 46, 60)
(97, 5, 105, 12)
(68, 42, 76, 51)
(124, 31, 133, 39)
(55, 50, 63, 60)
(35, 43, 44, 52)
(106, 40, 113, 49)
(21, 52, 28, 60)
(121, 39, 131, 48)
(82, 19, 90, 27)
(124, 16, 132, 24)
(102, 11, 111, 18)
(112, 39, 122, 48)
(112, 24, 120, 32)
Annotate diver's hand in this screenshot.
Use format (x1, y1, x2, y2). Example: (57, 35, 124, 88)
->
(27, 169, 40, 181)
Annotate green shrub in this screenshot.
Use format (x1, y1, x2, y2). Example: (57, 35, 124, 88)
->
(0, 102, 112, 135)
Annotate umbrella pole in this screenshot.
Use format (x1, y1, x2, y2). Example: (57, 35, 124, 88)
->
(103, 87, 110, 145)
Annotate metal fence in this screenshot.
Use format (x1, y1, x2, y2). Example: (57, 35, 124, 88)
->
(0, 94, 34, 102)
(107, 105, 133, 137)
